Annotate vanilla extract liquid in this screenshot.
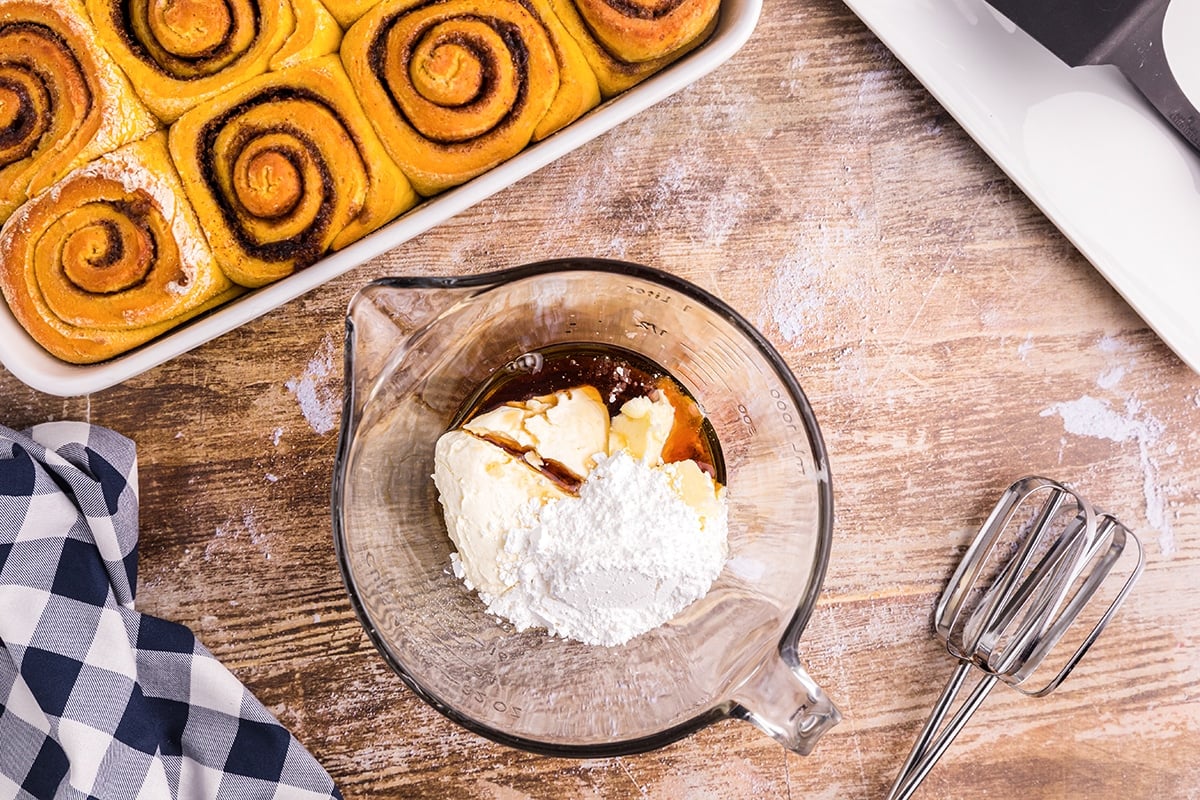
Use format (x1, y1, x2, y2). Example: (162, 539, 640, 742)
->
(452, 343, 725, 483)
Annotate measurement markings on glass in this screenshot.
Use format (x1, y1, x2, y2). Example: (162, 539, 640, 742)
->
(635, 318, 669, 337)
(680, 341, 719, 385)
(769, 387, 810, 465)
(626, 285, 689, 308)
(709, 337, 744, 372)
(460, 687, 524, 719)
(735, 401, 757, 435)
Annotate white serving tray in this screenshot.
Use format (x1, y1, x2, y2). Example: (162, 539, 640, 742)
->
(845, 0, 1200, 374)
(0, 0, 762, 397)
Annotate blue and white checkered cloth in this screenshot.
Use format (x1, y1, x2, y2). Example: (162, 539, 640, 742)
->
(0, 422, 341, 800)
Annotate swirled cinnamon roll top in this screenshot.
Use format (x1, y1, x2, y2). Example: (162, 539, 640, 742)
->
(85, 0, 342, 122)
(341, 0, 600, 196)
(0, 0, 159, 224)
(0, 132, 242, 364)
(169, 55, 417, 287)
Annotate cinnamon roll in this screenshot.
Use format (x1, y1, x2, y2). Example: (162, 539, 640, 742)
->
(341, 0, 600, 196)
(168, 55, 417, 288)
(85, 0, 340, 123)
(0, 132, 242, 364)
(546, 0, 720, 96)
(0, 0, 159, 224)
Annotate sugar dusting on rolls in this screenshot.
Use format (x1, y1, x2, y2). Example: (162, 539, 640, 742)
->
(0, 132, 242, 364)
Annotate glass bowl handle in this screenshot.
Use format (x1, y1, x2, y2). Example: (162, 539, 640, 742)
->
(730, 650, 841, 755)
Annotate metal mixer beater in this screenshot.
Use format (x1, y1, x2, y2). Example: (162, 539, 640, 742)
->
(886, 476, 1144, 800)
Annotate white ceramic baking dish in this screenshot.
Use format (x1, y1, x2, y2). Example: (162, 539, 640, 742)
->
(0, 0, 761, 397)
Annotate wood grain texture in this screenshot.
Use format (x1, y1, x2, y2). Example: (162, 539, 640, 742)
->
(3, 1, 1198, 797)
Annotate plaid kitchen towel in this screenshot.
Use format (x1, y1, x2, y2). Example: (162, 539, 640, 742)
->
(0, 422, 341, 800)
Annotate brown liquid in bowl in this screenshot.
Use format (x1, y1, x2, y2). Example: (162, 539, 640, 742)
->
(451, 342, 725, 482)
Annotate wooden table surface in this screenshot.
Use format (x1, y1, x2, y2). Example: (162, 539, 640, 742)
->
(3, 1, 1198, 797)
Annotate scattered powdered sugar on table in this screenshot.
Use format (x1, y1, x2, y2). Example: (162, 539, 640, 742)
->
(1097, 364, 1127, 390)
(521, 81, 757, 257)
(476, 451, 728, 647)
(643, 156, 749, 247)
(1041, 394, 1174, 556)
(782, 52, 809, 99)
(206, 508, 273, 561)
(285, 335, 338, 435)
(763, 248, 827, 345)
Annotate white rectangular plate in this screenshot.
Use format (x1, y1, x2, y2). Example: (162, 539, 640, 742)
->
(0, 0, 762, 397)
(844, 0, 1200, 374)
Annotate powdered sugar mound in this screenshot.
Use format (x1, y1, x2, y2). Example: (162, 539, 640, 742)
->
(483, 451, 728, 647)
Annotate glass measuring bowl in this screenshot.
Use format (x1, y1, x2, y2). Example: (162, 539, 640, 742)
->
(332, 259, 840, 756)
